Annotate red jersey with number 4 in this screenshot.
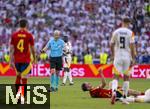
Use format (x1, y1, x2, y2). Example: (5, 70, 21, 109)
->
(90, 87, 112, 98)
(10, 29, 34, 63)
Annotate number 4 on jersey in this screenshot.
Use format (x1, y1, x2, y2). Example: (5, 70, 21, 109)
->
(17, 39, 24, 52)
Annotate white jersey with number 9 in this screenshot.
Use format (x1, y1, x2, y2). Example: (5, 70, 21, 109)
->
(111, 27, 135, 74)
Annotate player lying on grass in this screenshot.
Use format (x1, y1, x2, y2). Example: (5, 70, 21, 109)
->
(119, 89, 150, 104)
(81, 69, 144, 98)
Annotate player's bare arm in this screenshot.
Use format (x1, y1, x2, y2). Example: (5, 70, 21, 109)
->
(130, 43, 136, 65)
(110, 32, 115, 62)
(110, 43, 115, 61)
(128, 89, 144, 97)
(42, 45, 48, 53)
(41, 40, 50, 53)
(99, 69, 106, 89)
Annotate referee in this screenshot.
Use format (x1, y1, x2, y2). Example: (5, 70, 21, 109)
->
(42, 30, 65, 92)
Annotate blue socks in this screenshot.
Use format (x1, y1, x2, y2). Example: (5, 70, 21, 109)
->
(50, 73, 59, 89)
(55, 75, 59, 89)
(50, 74, 55, 88)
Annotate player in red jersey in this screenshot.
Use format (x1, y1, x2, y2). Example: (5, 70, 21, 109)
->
(10, 19, 36, 104)
(81, 69, 144, 99)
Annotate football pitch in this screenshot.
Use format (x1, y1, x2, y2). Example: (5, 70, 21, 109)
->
(0, 77, 150, 109)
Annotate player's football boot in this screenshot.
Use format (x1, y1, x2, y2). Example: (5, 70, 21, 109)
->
(48, 87, 55, 92)
(61, 83, 66, 86)
(69, 82, 74, 85)
(120, 97, 130, 105)
(111, 91, 116, 104)
(55, 88, 58, 92)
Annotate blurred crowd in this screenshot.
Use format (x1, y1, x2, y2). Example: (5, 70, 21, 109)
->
(0, 0, 150, 64)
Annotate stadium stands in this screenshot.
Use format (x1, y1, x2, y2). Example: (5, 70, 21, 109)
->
(0, 0, 149, 64)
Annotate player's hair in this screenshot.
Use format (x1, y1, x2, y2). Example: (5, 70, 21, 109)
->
(123, 18, 131, 23)
(19, 19, 28, 28)
(81, 83, 88, 91)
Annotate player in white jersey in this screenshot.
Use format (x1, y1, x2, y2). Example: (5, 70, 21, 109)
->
(110, 18, 136, 104)
(62, 36, 74, 85)
(120, 89, 150, 104)
(133, 89, 150, 103)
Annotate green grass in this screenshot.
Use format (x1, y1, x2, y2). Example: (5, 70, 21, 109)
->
(0, 77, 150, 109)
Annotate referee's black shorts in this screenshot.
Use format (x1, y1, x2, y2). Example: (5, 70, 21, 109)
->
(50, 56, 63, 71)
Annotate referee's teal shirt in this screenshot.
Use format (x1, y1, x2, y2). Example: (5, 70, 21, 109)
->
(45, 38, 65, 57)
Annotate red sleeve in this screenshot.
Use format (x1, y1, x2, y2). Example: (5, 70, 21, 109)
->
(90, 88, 100, 98)
(29, 34, 34, 46)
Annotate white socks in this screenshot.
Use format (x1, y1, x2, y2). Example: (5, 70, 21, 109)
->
(112, 79, 118, 92)
(122, 81, 129, 98)
(68, 71, 73, 83)
(63, 71, 68, 84)
(63, 71, 73, 84)
(112, 80, 129, 97)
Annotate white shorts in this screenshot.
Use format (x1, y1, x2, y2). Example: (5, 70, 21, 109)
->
(144, 89, 150, 102)
(63, 55, 72, 68)
(113, 55, 131, 75)
(136, 95, 150, 103)
(126, 89, 150, 103)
